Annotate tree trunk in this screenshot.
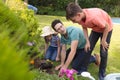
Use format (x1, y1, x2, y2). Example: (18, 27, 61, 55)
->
(24, 0, 28, 3)
(3, 0, 6, 3)
(74, 0, 78, 4)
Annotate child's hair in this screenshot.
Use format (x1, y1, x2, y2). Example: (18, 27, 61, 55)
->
(44, 36, 49, 43)
(66, 2, 83, 20)
(51, 19, 63, 31)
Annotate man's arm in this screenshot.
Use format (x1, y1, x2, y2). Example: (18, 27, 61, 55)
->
(83, 27, 90, 52)
(60, 44, 66, 65)
(62, 40, 78, 69)
(101, 23, 109, 51)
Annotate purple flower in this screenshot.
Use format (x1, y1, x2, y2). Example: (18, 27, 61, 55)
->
(59, 69, 65, 77)
(59, 69, 77, 80)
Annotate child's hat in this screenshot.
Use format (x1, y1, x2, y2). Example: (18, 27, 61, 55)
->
(40, 26, 56, 37)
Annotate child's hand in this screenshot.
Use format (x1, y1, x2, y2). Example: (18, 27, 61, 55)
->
(56, 57, 60, 61)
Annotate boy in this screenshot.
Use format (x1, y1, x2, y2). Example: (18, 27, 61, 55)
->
(66, 2, 113, 80)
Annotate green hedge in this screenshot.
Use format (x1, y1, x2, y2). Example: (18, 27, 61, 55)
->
(28, 0, 120, 17)
(0, 0, 38, 80)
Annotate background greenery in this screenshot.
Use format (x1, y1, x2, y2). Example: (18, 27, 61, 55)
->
(28, 0, 120, 17)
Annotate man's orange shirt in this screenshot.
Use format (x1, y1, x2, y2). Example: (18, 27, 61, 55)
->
(79, 8, 113, 33)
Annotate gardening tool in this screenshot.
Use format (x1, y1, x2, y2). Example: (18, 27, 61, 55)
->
(104, 73, 120, 80)
(81, 71, 95, 80)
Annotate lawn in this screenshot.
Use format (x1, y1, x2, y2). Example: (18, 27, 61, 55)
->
(35, 15, 120, 80)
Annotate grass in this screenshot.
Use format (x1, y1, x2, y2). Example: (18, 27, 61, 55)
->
(35, 15, 120, 80)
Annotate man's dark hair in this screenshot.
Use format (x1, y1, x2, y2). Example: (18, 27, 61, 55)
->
(51, 19, 63, 31)
(66, 2, 82, 20)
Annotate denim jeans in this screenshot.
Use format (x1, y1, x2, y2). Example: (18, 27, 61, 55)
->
(45, 46, 57, 61)
(65, 48, 95, 74)
(86, 30, 113, 80)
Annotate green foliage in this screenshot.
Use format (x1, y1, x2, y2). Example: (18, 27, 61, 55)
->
(29, 0, 74, 15)
(6, 0, 39, 37)
(78, 0, 120, 17)
(0, 0, 34, 80)
(0, 0, 28, 50)
(37, 6, 54, 15)
(28, 0, 120, 17)
(5, 0, 43, 59)
(0, 31, 33, 80)
(33, 70, 73, 80)
(55, 0, 73, 10)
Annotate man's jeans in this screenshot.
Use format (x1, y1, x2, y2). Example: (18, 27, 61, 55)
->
(65, 48, 96, 74)
(86, 30, 113, 80)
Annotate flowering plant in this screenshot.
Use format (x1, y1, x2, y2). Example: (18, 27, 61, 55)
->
(59, 69, 78, 80)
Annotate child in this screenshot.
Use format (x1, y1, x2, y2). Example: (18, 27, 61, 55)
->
(41, 26, 61, 61)
(66, 2, 113, 80)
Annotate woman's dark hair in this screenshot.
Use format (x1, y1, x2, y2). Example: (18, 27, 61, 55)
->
(44, 36, 49, 43)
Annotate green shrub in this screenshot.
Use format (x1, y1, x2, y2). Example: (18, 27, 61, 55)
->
(0, 0, 35, 80)
(0, 30, 33, 80)
(0, 0, 28, 50)
(6, 0, 39, 37)
(5, 0, 43, 58)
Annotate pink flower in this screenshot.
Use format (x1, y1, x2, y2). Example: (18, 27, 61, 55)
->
(59, 69, 65, 77)
(59, 69, 77, 80)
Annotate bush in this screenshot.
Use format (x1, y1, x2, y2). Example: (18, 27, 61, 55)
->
(0, 0, 36, 80)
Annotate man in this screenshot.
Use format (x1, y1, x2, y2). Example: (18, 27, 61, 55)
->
(51, 19, 100, 75)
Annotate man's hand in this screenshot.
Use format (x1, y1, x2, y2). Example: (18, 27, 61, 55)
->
(101, 40, 109, 51)
(84, 42, 90, 52)
(55, 64, 63, 70)
(101, 24, 109, 51)
(58, 65, 67, 77)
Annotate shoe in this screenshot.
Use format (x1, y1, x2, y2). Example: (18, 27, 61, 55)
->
(98, 77, 104, 80)
(99, 74, 105, 80)
(94, 53, 100, 66)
